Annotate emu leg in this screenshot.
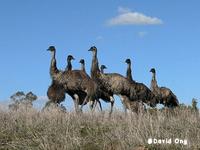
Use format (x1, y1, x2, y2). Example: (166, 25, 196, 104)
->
(92, 100, 97, 110)
(108, 101, 114, 117)
(89, 100, 95, 111)
(73, 94, 80, 113)
(97, 99, 102, 111)
(93, 100, 97, 110)
(109, 96, 115, 115)
(119, 95, 127, 114)
(90, 99, 102, 111)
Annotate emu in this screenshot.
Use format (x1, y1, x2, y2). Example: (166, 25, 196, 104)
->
(121, 58, 158, 113)
(125, 59, 157, 107)
(45, 46, 66, 108)
(150, 68, 179, 108)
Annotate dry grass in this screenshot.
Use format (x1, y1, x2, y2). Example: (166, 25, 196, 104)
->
(0, 106, 200, 150)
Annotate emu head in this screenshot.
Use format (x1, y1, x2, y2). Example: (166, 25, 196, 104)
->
(67, 55, 75, 61)
(100, 65, 107, 73)
(150, 68, 156, 74)
(88, 46, 97, 52)
(125, 58, 131, 64)
(47, 46, 56, 52)
(101, 65, 107, 70)
(79, 59, 85, 64)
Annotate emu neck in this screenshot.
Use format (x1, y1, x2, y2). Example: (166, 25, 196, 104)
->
(151, 73, 159, 91)
(81, 63, 86, 72)
(152, 72, 156, 81)
(51, 50, 56, 59)
(91, 50, 100, 78)
(93, 50, 97, 58)
(126, 63, 133, 82)
(100, 68, 104, 74)
(66, 59, 72, 71)
(50, 51, 59, 78)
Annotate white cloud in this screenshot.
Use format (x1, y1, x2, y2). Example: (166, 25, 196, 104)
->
(107, 7, 163, 26)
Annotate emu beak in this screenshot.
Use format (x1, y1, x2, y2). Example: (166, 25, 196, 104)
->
(47, 48, 50, 51)
(88, 48, 92, 51)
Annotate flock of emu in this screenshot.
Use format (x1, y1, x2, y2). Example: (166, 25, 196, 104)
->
(46, 46, 179, 113)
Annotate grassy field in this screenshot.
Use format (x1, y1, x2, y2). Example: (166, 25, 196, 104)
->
(0, 106, 200, 150)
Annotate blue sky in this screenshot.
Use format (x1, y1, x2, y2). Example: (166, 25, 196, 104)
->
(0, 0, 200, 108)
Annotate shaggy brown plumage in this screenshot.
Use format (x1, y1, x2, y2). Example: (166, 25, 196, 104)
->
(47, 80, 65, 104)
(150, 68, 179, 107)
